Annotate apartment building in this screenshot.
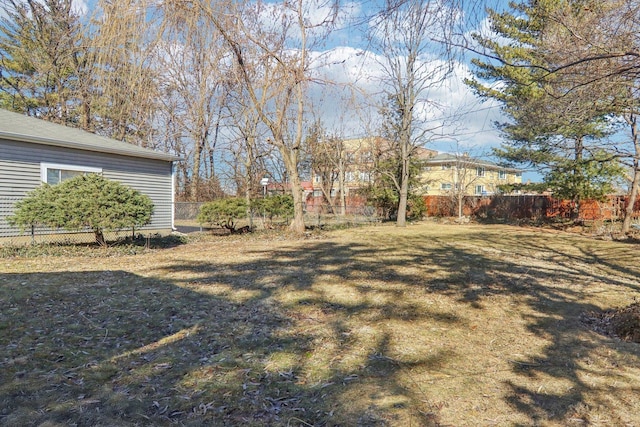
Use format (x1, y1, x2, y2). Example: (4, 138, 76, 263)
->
(309, 138, 523, 200)
(421, 152, 523, 196)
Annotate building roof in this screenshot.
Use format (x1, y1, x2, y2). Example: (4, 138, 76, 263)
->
(0, 108, 180, 162)
(425, 152, 522, 173)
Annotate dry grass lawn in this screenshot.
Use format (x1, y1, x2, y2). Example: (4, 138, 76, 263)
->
(1, 223, 639, 426)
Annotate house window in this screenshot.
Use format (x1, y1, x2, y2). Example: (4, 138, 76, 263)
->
(345, 171, 355, 182)
(476, 167, 485, 177)
(441, 163, 452, 170)
(516, 172, 522, 178)
(498, 170, 507, 180)
(475, 185, 485, 195)
(441, 183, 452, 190)
(313, 189, 322, 197)
(313, 175, 321, 183)
(41, 163, 102, 185)
(330, 188, 337, 197)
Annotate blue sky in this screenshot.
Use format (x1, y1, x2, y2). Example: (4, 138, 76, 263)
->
(50, 0, 538, 180)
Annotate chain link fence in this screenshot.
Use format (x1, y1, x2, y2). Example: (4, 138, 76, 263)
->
(174, 201, 382, 232)
(1, 197, 174, 246)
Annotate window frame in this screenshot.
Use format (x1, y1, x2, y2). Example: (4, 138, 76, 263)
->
(476, 166, 485, 177)
(498, 170, 507, 180)
(40, 162, 103, 184)
(475, 185, 485, 195)
(359, 171, 371, 182)
(441, 182, 452, 190)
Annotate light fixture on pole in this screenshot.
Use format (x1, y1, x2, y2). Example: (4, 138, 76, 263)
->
(260, 177, 269, 197)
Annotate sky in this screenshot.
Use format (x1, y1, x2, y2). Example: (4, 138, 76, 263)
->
(6, 0, 537, 180)
(296, 0, 519, 171)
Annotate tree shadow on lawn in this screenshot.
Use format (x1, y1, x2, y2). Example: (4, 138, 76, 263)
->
(433, 230, 640, 425)
(0, 264, 452, 426)
(2, 228, 640, 425)
(156, 231, 640, 425)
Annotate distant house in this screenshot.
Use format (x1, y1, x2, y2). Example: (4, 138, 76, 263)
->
(0, 109, 180, 242)
(421, 152, 523, 196)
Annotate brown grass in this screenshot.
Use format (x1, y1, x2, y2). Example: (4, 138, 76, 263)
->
(1, 223, 639, 426)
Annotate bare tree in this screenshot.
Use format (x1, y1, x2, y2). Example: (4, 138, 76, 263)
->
(369, 0, 459, 226)
(87, 0, 160, 146)
(314, 137, 347, 214)
(154, 2, 229, 200)
(448, 152, 483, 220)
(192, 0, 340, 233)
(223, 89, 273, 228)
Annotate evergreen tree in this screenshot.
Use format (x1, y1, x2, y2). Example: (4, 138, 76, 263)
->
(0, 0, 86, 124)
(466, 0, 625, 218)
(8, 174, 154, 246)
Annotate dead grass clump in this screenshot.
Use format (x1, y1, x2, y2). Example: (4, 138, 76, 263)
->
(611, 303, 640, 342)
(582, 302, 640, 343)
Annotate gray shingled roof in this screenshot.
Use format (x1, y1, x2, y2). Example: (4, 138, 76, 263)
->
(0, 108, 179, 162)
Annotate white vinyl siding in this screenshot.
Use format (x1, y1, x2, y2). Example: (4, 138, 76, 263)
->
(1, 138, 174, 238)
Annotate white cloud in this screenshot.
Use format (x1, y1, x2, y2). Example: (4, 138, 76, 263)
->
(249, 0, 361, 47)
(0, 0, 89, 19)
(71, 0, 89, 16)
(308, 45, 504, 152)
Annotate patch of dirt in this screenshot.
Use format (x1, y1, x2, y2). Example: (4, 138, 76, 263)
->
(581, 302, 640, 343)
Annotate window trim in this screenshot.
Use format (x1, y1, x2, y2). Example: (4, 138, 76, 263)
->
(476, 166, 485, 177)
(40, 162, 102, 184)
(498, 170, 507, 180)
(475, 185, 485, 195)
(345, 171, 355, 182)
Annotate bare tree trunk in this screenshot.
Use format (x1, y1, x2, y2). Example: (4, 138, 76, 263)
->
(572, 136, 584, 221)
(397, 144, 409, 226)
(243, 133, 257, 229)
(282, 146, 305, 233)
(622, 113, 640, 234)
(338, 144, 346, 215)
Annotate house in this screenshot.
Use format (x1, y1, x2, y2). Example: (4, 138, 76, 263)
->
(0, 109, 180, 243)
(421, 152, 523, 196)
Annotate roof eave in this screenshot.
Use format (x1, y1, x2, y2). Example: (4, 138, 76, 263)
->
(0, 131, 181, 162)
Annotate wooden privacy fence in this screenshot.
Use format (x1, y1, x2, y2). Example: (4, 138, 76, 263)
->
(423, 195, 640, 222)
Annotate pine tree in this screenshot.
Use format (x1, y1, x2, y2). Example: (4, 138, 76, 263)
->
(0, 0, 86, 124)
(466, 0, 625, 219)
